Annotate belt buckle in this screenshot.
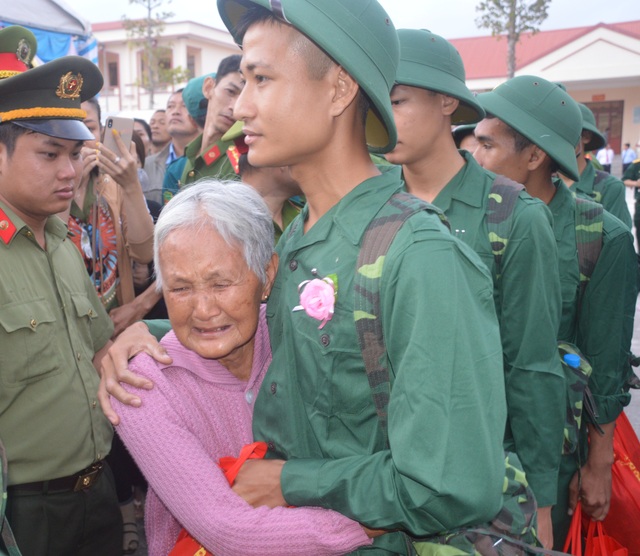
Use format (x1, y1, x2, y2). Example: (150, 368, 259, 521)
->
(73, 462, 103, 492)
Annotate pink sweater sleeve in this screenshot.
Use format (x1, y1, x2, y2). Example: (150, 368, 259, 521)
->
(113, 354, 371, 556)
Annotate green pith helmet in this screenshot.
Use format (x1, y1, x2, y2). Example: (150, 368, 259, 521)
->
(0, 55, 103, 141)
(577, 103, 606, 152)
(183, 73, 215, 122)
(217, 0, 399, 153)
(452, 123, 477, 148)
(0, 25, 37, 79)
(395, 28, 484, 125)
(478, 75, 582, 181)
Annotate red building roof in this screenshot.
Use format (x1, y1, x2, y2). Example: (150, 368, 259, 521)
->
(450, 20, 640, 80)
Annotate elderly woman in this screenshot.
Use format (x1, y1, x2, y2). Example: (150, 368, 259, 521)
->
(111, 180, 371, 555)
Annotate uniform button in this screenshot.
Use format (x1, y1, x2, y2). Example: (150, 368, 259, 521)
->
(97, 453, 102, 460)
(88, 309, 94, 317)
(270, 382, 277, 394)
(188, 171, 195, 177)
(320, 334, 330, 346)
(0, 220, 8, 230)
(76, 352, 81, 361)
(30, 319, 37, 328)
(92, 400, 97, 408)
(245, 389, 254, 404)
(289, 259, 298, 271)
(267, 442, 275, 451)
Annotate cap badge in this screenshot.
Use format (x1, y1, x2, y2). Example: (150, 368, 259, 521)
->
(16, 39, 31, 65)
(56, 71, 83, 99)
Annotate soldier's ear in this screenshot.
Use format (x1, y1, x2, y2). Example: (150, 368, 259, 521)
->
(330, 67, 359, 118)
(441, 94, 459, 117)
(527, 145, 548, 172)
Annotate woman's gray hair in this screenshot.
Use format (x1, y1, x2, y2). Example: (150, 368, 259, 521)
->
(154, 179, 275, 289)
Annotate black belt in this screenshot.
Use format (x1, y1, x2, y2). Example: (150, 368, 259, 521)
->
(7, 461, 104, 494)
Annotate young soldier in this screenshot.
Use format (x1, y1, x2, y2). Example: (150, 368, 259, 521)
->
(0, 29, 121, 554)
(386, 29, 563, 548)
(622, 156, 640, 246)
(101, 1, 525, 553)
(474, 76, 637, 549)
(559, 102, 632, 228)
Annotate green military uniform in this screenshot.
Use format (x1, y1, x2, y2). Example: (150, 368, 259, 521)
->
(569, 159, 632, 228)
(549, 179, 636, 543)
(430, 152, 564, 507)
(254, 168, 507, 554)
(0, 203, 114, 485)
(622, 159, 640, 245)
(162, 136, 241, 204)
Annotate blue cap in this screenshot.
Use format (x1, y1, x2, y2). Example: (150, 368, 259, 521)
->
(563, 353, 581, 368)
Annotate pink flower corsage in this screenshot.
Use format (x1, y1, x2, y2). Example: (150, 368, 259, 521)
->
(293, 274, 337, 329)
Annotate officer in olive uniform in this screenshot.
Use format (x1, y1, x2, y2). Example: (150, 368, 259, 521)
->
(162, 55, 244, 204)
(0, 28, 121, 555)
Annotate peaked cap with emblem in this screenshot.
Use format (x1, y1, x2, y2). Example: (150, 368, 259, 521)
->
(0, 54, 103, 141)
(0, 25, 37, 79)
(217, 0, 400, 154)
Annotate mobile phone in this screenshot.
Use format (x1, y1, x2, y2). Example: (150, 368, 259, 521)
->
(102, 116, 134, 154)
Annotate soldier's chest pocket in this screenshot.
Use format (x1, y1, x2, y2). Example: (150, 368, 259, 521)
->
(296, 304, 372, 416)
(69, 292, 101, 349)
(0, 299, 63, 387)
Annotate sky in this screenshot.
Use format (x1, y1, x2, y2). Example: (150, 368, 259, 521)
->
(74, 0, 638, 40)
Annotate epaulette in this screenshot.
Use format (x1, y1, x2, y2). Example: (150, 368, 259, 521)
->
(0, 208, 18, 245)
(227, 144, 241, 174)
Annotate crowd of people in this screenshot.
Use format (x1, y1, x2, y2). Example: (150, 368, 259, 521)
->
(0, 0, 638, 555)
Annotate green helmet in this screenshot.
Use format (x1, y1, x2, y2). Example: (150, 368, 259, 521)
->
(217, 0, 399, 153)
(577, 103, 606, 152)
(478, 75, 582, 181)
(395, 29, 484, 125)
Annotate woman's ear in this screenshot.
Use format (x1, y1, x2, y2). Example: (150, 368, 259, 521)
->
(262, 252, 279, 300)
(330, 67, 360, 117)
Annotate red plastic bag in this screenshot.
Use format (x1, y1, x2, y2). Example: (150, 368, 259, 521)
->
(563, 502, 584, 556)
(168, 442, 268, 556)
(585, 520, 628, 556)
(601, 412, 640, 556)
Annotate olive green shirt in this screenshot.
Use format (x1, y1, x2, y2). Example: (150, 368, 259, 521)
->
(0, 202, 113, 485)
(550, 180, 634, 423)
(431, 152, 564, 507)
(569, 159, 632, 228)
(254, 167, 507, 554)
(180, 134, 238, 186)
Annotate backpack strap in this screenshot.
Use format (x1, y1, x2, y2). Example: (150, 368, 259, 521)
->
(574, 197, 603, 308)
(589, 170, 609, 203)
(354, 191, 448, 443)
(486, 176, 525, 280)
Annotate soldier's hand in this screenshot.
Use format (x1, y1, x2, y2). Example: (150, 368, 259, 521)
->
(97, 321, 172, 425)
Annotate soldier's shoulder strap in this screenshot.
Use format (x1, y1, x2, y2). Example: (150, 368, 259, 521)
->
(354, 191, 448, 443)
(486, 175, 525, 280)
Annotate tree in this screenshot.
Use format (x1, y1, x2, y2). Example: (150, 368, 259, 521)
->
(476, 0, 551, 78)
(122, 0, 190, 108)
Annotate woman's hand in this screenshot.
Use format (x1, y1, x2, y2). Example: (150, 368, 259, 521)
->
(96, 130, 140, 192)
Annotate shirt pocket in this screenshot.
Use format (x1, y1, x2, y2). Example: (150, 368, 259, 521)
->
(0, 299, 62, 387)
(70, 292, 101, 352)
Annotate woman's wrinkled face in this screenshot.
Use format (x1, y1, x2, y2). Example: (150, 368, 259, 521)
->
(159, 225, 273, 380)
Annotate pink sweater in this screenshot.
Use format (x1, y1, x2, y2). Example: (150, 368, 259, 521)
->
(113, 308, 370, 556)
